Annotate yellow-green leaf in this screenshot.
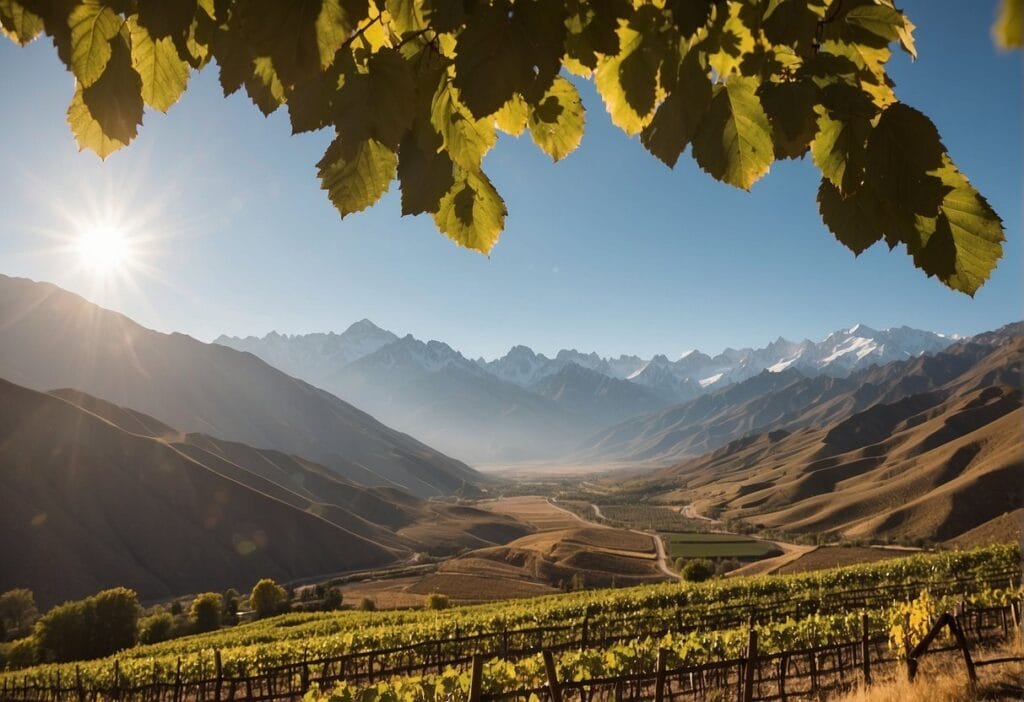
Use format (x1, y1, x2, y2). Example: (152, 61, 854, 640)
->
(641, 51, 711, 168)
(691, 75, 774, 191)
(528, 77, 585, 162)
(67, 84, 130, 158)
(594, 7, 665, 136)
(494, 93, 529, 136)
(129, 17, 189, 112)
(69, 1, 122, 87)
(0, 0, 43, 45)
(433, 168, 506, 253)
(318, 137, 398, 217)
(430, 80, 496, 170)
(993, 0, 1022, 50)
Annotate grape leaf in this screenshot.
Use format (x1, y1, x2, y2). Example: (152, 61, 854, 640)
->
(452, 0, 528, 119)
(528, 77, 585, 162)
(640, 51, 711, 168)
(433, 168, 506, 253)
(993, 0, 1022, 50)
(594, 5, 665, 135)
(691, 75, 774, 191)
(129, 17, 190, 112)
(0, 0, 43, 45)
(397, 133, 455, 215)
(494, 93, 529, 136)
(430, 80, 496, 170)
(817, 178, 884, 255)
(318, 137, 398, 217)
(135, 0, 196, 40)
(69, 1, 122, 87)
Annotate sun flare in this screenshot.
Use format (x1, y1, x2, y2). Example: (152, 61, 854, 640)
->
(76, 224, 133, 273)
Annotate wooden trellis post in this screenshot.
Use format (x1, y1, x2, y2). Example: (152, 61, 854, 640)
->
(742, 627, 758, 702)
(542, 651, 562, 702)
(468, 655, 484, 702)
(654, 648, 668, 702)
(861, 612, 871, 685)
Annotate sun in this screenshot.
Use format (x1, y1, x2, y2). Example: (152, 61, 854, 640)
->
(75, 224, 134, 273)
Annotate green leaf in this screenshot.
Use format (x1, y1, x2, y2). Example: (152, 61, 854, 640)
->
(385, 0, 425, 36)
(594, 5, 665, 135)
(318, 137, 397, 217)
(397, 133, 455, 215)
(762, 0, 822, 51)
(494, 93, 529, 136)
(760, 80, 818, 159)
(691, 75, 774, 191)
(364, 48, 416, 148)
(528, 77, 585, 162)
(67, 84, 130, 158)
(564, 0, 630, 73)
(239, 0, 347, 86)
(0, 0, 43, 45)
(432, 168, 506, 253)
(128, 17, 190, 112)
(452, 0, 524, 119)
(928, 160, 1004, 295)
(68, 36, 143, 158)
(993, 0, 1022, 50)
(430, 80, 496, 170)
(69, 1, 122, 87)
(844, 5, 903, 43)
(817, 178, 884, 255)
(135, 0, 196, 41)
(810, 83, 877, 194)
(865, 103, 945, 213)
(704, 1, 755, 78)
(288, 72, 337, 134)
(666, 0, 712, 39)
(211, 26, 252, 97)
(640, 52, 711, 168)
(245, 56, 285, 115)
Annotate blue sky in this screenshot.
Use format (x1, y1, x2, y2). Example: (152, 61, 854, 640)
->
(0, 1, 1019, 360)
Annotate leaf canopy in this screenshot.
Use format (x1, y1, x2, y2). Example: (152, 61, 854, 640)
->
(2, 0, 1011, 294)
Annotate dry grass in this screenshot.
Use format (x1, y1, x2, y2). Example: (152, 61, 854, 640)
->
(775, 546, 911, 574)
(834, 639, 1024, 702)
(478, 496, 583, 530)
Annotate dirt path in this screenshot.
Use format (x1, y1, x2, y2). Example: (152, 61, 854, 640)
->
(679, 503, 717, 523)
(725, 541, 818, 577)
(548, 498, 682, 581)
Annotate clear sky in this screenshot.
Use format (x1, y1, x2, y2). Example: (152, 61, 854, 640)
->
(0, 1, 1020, 361)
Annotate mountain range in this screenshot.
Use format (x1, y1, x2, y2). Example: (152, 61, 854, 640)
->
(216, 321, 959, 463)
(621, 325, 1023, 542)
(0, 275, 475, 497)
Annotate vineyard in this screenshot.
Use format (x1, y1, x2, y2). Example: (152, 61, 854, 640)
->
(1, 545, 1019, 701)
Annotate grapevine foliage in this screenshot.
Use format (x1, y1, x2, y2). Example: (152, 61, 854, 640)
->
(0, 0, 1011, 294)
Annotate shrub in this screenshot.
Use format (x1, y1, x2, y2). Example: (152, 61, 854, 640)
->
(189, 593, 223, 634)
(0, 589, 38, 641)
(168, 601, 183, 616)
(358, 597, 376, 612)
(680, 559, 715, 583)
(322, 588, 343, 611)
(138, 612, 174, 644)
(35, 588, 139, 662)
(249, 579, 287, 619)
(0, 636, 37, 669)
(424, 593, 449, 611)
(221, 589, 240, 626)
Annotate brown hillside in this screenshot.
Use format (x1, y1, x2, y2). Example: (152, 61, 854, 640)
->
(0, 275, 477, 497)
(647, 367, 1023, 542)
(0, 379, 401, 606)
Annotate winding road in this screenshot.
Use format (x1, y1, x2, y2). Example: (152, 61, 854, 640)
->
(547, 498, 682, 582)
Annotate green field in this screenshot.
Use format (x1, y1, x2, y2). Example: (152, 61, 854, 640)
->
(663, 532, 782, 559)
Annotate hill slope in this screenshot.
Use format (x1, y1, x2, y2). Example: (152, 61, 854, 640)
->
(636, 336, 1024, 542)
(0, 379, 400, 606)
(0, 275, 476, 496)
(577, 325, 1022, 465)
(1, 382, 532, 606)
